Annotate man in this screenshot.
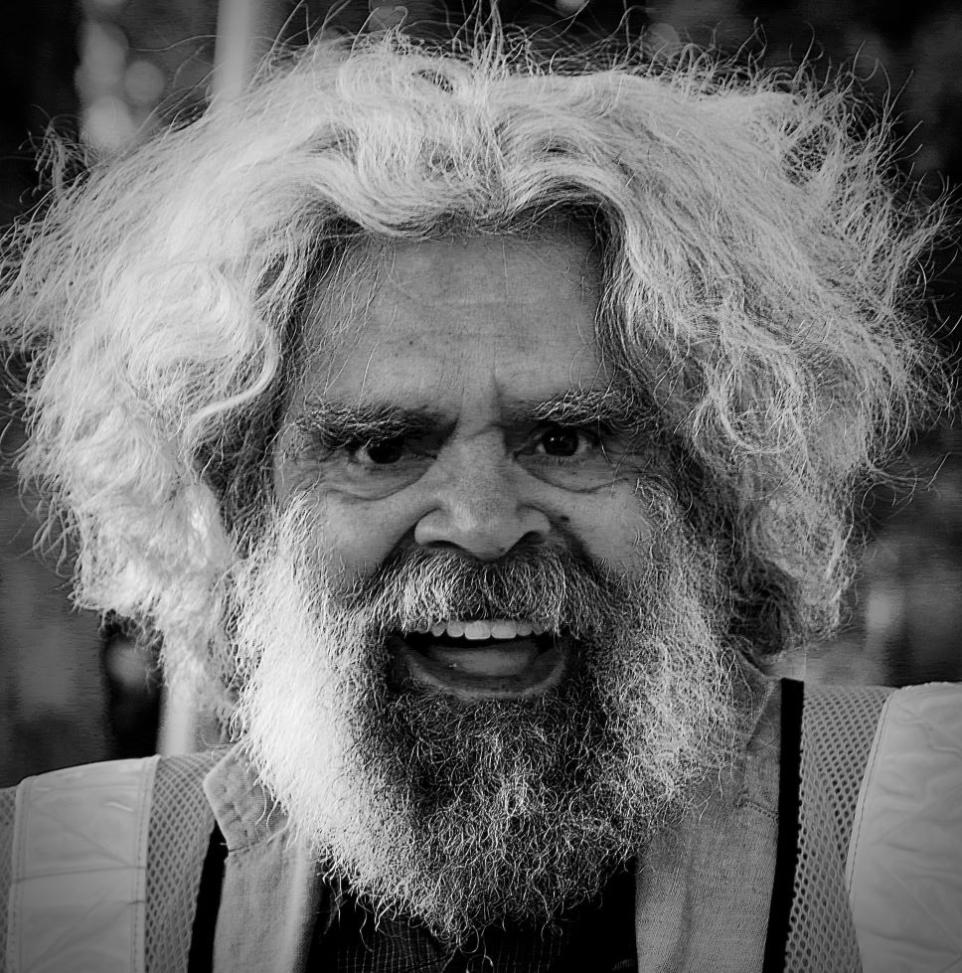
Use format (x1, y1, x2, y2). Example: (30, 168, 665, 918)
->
(1, 24, 960, 973)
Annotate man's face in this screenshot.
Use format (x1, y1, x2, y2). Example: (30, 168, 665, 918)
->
(236, 230, 738, 944)
(275, 232, 653, 699)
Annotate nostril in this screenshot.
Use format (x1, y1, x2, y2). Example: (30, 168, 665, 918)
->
(518, 528, 548, 547)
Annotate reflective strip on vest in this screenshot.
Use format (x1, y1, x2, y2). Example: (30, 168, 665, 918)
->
(846, 682, 962, 973)
(6, 756, 159, 973)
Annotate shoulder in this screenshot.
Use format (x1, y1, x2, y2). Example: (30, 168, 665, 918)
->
(849, 683, 962, 969)
(803, 682, 962, 971)
(847, 681, 962, 851)
(1, 750, 223, 885)
(2, 750, 222, 824)
(797, 680, 960, 843)
(877, 678, 962, 728)
(1, 751, 224, 972)
(801, 679, 961, 782)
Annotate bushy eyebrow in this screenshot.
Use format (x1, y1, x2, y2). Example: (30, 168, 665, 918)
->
(522, 390, 638, 431)
(294, 389, 640, 447)
(294, 402, 444, 446)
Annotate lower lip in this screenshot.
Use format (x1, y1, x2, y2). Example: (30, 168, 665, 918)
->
(389, 634, 569, 700)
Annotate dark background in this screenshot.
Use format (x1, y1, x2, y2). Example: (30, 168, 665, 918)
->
(2, 0, 961, 786)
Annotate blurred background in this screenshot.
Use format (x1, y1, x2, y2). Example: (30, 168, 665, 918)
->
(2, 0, 961, 786)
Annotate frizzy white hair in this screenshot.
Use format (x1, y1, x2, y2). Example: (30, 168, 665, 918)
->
(0, 27, 950, 701)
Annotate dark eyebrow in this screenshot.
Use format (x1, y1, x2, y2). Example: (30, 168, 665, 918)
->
(296, 391, 641, 442)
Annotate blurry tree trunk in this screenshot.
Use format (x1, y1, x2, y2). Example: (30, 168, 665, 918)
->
(214, 0, 292, 101)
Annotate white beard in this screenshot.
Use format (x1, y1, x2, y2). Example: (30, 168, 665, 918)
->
(229, 494, 744, 945)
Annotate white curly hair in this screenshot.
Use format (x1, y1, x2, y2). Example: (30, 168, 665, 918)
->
(0, 26, 950, 705)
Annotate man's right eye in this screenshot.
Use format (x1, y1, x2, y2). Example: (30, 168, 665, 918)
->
(347, 437, 406, 466)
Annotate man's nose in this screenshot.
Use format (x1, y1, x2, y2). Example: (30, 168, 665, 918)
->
(413, 439, 551, 560)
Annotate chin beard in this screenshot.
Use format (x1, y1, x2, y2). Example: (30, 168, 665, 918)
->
(228, 495, 744, 946)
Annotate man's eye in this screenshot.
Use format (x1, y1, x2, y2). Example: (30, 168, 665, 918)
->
(534, 426, 594, 458)
(349, 437, 406, 465)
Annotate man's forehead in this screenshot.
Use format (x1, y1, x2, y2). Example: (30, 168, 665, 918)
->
(298, 229, 609, 407)
(373, 232, 600, 306)
(307, 227, 601, 335)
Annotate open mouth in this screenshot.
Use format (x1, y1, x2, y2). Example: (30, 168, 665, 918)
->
(389, 619, 569, 699)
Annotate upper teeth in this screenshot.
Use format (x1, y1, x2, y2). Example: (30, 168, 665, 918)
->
(419, 619, 547, 640)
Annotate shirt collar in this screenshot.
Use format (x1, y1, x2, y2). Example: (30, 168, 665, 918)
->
(202, 743, 290, 851)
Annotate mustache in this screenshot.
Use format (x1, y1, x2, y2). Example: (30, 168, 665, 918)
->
(338, 543, 638, 638)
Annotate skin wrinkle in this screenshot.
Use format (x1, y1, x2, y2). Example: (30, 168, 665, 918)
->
(281, 236, 664, 580)
(291, 392, 639, 458)
(501, 237, 510, 305)
(359, 345, 380, 406)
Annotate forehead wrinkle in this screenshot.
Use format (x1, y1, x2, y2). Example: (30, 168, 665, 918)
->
(357, 338, 382, 398)
(501, 238, 510, 304)
(377, 235, 598, 311)
(301, 233, 609, 410)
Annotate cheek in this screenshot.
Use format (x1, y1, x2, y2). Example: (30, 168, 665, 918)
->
(300, 491, 418, 583)
(274, 444, 417, 584)
(562, 483, 654, 572)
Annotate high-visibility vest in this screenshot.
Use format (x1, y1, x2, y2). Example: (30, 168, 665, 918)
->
(3, 682, 961, 972)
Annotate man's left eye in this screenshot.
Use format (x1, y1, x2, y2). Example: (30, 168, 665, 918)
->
(533, 426, 595, 458)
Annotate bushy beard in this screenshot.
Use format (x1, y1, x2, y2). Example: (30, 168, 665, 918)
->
(229, 494, 744, 945)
